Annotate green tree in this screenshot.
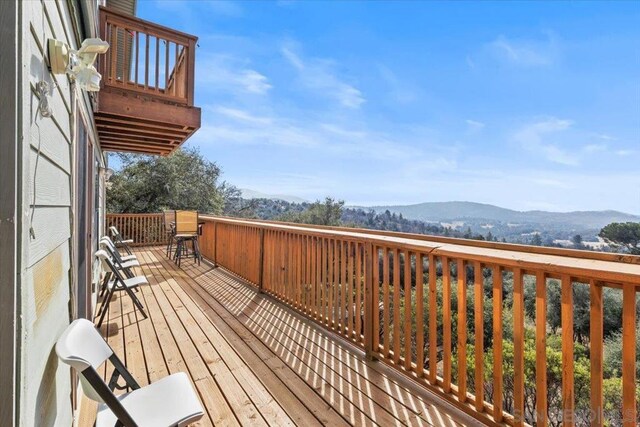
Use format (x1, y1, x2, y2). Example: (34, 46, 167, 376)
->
(278, 197, 344, 226)
(530, 233, 543, 246)
(572, 234, 584, 249)
(107, 147, 231, 214)
(599, 222, 640, 254)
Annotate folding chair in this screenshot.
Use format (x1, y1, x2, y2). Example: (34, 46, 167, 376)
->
(100, 237, 139, 278)
(101, 236, 137, 262)
(163, 210, 176, 257)
(95, 250, 148, 328)
(56, 318, 205, 427)
(109, 226, 133, 255)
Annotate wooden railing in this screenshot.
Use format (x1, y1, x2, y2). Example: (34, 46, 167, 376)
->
(195, 216, 639, 427)
(106, 213, 166, 246)
(98, 7, 196, 105)
(104, 212, 639, 426)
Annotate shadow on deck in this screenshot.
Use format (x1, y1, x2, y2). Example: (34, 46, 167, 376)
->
(78, 247, 475, 426)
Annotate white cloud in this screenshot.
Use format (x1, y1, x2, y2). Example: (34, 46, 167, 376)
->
(583, 143, 607, 153)
(377, 64, 416, 104)
(211, 106, 272, 125)
(616, 149, 637, 157)
(281, 42, 365, 109)
(513, 117, 577, 166)
(487, 32, 558, 67)
(197, 55, 272, 95)
(466, 119, 485, 131)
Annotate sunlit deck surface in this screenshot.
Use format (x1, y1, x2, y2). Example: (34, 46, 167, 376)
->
(78, 247, 474, 426)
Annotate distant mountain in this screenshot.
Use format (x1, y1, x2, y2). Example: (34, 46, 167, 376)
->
(240, 188, 309, 204)
(366, 201, 640, 229)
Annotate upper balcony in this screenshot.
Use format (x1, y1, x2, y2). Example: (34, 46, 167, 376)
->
(95, 7, 201, 156)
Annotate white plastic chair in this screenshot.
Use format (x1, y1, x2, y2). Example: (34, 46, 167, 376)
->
(100, 236, 140, 278)
(56, 319, 205, 427)
(101, 236, 137, 262)
(110, 226, 134, 255)
(95, 250, 148, 327)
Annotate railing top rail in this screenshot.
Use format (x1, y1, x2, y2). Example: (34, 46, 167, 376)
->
(200, 215, 640, 286)
(107, 213, 164, 217)
(99, 6, 198, 45)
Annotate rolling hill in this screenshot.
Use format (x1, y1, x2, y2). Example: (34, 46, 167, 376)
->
(366, 201, 640, 229)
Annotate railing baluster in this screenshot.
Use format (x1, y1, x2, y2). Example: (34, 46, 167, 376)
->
(393, 248, 401, 364)
(428, 254, 437, 384)
(622, 284, 637, 427)
(346, 241, 353, 336)
(561, 274, 574, 427)
(155, 37, 160, 91)
(110, 25, 117, 82)
(382, 247, 390, 357)
(165, 39, 169, 91)
(341, 241, 347, 334)
(356, 243, 362, 342)
(373, 246, 381, 354)
(513, 268, 525, 427)
(404, 250, 412, 370)
(590, 280, 603, 427)
(536, 271, 548, 427)
(415, 253, 424, 377)
(457, 259, 467, 402)
(474, 261, 484, 412)
(135, 31, 139, 85)
(493, 266, 503, 422)
(442, 256, 452, 392)
(144, 33, 149, 89)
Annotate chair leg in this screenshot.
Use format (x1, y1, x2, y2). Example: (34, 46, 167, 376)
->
(99, 272, 111, 298)
(194, 238, 201, 265)
(124, 286, 147, 319)
(96, 286, 115, 328)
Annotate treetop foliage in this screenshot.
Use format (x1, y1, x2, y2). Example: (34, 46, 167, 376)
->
(107, 147, 229, 214)
(599, 222, 640, 254)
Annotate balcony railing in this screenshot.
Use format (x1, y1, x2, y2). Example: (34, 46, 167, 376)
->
(95, 8, 201, 156)
(99, 7, 196, 105)
(107, 213, 640, 426)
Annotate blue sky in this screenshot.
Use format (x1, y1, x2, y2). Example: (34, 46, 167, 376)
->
(138, 1, 640, 213)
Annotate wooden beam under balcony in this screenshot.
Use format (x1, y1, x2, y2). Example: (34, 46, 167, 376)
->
(96, 7, 201, 156)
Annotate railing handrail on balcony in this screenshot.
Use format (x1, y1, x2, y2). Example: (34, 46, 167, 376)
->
(106, 213, 639, 426)
(200, 216, 640, 284)
(98, 7, 197, 106)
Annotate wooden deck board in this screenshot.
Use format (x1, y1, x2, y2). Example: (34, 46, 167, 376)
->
(77, 247, 474, 427)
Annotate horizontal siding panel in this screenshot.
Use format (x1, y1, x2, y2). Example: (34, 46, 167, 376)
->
(52, 0, 78, 49)
(29, 27, 72, 127)
(27, 207, 70, 268)
(28, 89, 71, 171)
(28, 1, 72, 113)
(29, 148, 71, 207)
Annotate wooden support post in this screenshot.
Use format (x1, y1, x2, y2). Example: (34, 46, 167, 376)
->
(258, 228, 265, 293)
(364, 242, 376, 360)
(213, 221, 218, 267)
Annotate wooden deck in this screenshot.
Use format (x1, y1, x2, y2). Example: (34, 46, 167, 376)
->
(78, 247, 475, 427)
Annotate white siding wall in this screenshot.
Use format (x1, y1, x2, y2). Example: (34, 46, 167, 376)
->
(19, 1, 104, 425)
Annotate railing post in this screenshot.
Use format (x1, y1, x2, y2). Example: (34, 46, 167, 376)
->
(213, 220, 218, 267)
(364, 241, 376, 361)
(186, 39, 196, 106)
(258, 228, 265, 293)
